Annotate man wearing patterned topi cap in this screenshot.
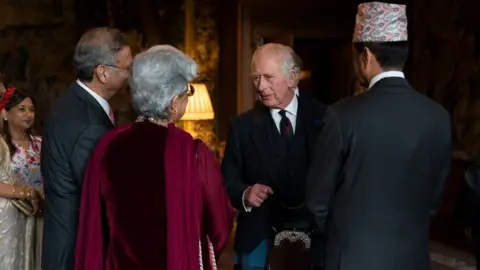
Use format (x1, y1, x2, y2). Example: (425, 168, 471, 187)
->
(305, 2, 452, 270)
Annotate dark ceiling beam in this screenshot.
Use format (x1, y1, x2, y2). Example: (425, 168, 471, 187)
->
(252, 11, 355, 39)
(239, 0, 412, 10)
(253, 24, 354, 39)
(249, 6, 357, 34)
(249, 7, 357, 22)
(245, 0, 414, 38)
(239, 0, 360, 9)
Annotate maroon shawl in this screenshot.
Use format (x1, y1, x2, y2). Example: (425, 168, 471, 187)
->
(74, 122, 234, 270)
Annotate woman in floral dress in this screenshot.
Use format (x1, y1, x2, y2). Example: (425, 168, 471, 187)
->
(0, 86, 43, 270)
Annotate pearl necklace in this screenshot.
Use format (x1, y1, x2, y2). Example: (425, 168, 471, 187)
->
(135, 116, 169, 127)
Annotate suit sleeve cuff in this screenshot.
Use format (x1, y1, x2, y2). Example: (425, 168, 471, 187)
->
(242, 188, 252, 212)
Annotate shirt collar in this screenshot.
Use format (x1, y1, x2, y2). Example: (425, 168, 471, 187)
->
(369, 71, 405, 89)
(76, 79, 111, 116)
(270, 93, 298, 116)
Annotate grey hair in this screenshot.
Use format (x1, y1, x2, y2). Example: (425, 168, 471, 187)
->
(251, 43, 302, 83)
(130, 45, 197, 119)
(74, 27, 126, 82)
(292, 51, 303, 85)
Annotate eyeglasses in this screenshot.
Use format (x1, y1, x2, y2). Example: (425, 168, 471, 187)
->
(186, 84, 195, 97)
(97, 64, 131, 72)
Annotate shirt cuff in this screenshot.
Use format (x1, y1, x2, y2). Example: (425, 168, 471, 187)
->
(242, 188, 252, 212)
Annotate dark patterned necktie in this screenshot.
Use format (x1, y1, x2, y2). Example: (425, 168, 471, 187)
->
(279, 110, 293, 140)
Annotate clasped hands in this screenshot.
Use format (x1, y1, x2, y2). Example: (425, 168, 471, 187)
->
(244, 184, 274, 208)
(14, 179, 44, 214)
(29, 188, 43, 214)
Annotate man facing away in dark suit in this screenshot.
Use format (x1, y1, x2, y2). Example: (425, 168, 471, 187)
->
(222, 43, 327, 270)
(41, 27, 132, 270)
(306, 3, 452, 270)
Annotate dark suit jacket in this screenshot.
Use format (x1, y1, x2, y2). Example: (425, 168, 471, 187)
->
(455, 164, 480, 264)
(41, 82, 114, 270)
(306, 77, 451, 270)
(222, 93, 327, 252)
(455, 165, 480, 229)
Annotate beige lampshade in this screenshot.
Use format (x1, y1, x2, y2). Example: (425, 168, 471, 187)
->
(300, 70, 311, 80)
(181, 83, 215, 120)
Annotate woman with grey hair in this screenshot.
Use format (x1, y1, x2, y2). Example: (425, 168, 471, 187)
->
(74, 45, 234, 270)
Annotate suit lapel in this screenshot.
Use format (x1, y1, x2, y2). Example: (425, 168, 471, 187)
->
(249, 95, 327, 181)
(250, 105, 281, 183)
(71, 82, 114, 128)
(296, 94, 327, 160)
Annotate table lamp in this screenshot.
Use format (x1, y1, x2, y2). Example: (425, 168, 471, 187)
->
(181, 83, 215, 138)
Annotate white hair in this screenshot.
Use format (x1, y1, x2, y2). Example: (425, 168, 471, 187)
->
(129, 45, 197, 119)
(251, 43, 302, 83)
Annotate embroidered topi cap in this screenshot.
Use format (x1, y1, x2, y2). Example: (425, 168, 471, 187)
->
(352, 2, 408, 42)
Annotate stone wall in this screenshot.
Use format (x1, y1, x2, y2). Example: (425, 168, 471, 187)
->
(188, 0, 220, 150)
(0, 0, 183, 129)
(0, 0, 77, 132)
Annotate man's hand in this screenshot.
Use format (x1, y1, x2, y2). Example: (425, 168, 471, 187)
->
(30, 188, 43, 214)
(244, 184, 273, 208)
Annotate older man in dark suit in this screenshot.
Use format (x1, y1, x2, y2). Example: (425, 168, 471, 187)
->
(41, 27, 132, 270)
(306, 3, 452, 270)
(222, 43, 327, 270)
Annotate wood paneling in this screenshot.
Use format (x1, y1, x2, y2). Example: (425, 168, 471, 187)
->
(217, 0, 239, 140)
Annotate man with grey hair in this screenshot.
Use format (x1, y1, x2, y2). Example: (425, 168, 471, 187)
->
(41, 27, 132, 270)
(253, 48, 302, 110)
(222, 43, 327, 269)
(74, 44, 233, 270)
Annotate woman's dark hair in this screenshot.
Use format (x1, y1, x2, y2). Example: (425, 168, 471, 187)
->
(353, 41, 409, 70)
(2, 89, 35, 158)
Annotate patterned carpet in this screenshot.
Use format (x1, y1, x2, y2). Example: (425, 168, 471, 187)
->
(430, 242, 476, 270)
(217, 229, 476, 270)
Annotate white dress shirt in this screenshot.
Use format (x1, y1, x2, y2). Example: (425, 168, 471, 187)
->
(368, 71, 405, 89)
(242, 93, 299, 212)
(76, 79, 111, 119)
(269, 94, 298, 134)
